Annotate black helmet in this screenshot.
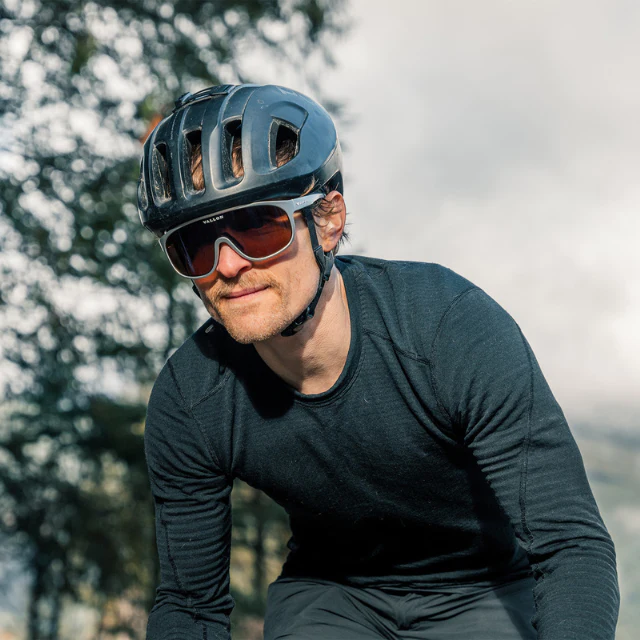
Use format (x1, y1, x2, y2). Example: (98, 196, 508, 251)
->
(138, 83, 343, 237)
(137, 84, 344, 337)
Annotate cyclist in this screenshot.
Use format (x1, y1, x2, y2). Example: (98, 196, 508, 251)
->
(138, 84, 619, 639)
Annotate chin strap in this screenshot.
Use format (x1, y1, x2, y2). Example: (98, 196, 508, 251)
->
(190, 205, 334, 336)
(280, 206, 334, 337)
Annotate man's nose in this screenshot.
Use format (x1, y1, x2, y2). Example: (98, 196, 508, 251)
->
(215, 242, 252, 279)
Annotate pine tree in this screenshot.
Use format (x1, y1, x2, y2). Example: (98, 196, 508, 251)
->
(0, 1, 345, 637)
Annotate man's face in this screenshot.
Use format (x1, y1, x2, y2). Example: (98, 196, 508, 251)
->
(194, 215, 320, 344)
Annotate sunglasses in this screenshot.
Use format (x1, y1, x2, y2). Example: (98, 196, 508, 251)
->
(158, 193, 324, 279)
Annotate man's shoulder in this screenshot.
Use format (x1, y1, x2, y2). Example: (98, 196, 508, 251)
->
(337, 255, 478, 303)
(153, 319, 230, 408)
(337, 255, 481, 357)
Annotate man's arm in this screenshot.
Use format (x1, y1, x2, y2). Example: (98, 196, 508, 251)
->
(144, 360, 234, 640)
(431, 287, 619, 640)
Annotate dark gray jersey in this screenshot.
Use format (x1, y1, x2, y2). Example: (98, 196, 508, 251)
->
(144, 256, 619, 639)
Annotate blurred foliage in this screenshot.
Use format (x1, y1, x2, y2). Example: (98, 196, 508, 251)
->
(229, 482, 291, 638)
(0, 0, 345, 638)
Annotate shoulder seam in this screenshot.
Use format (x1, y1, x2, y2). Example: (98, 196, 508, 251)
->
(166, 359, 228, 477)
(427, 286, 480, 432)
(515, 324, 536, 554)
(514, 323, 542, 606)
(363, 329, 459, 442)
(191, 367, 231, 410)
(363, 328, 430, 365)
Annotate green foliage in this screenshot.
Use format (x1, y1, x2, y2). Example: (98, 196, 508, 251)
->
(0, 0, 345, 637)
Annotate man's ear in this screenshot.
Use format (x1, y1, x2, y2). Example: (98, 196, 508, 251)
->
(315, 191, 346, 253)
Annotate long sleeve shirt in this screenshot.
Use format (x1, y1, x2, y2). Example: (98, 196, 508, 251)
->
(144, 255, 619, 639)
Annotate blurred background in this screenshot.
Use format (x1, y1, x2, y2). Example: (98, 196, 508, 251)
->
(0, 0, 638, 638)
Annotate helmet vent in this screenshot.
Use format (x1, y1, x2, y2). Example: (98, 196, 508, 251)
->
(151, 142, 173, 204)
(184, 129, 204, 193)
(273, 121, 299, 167)
(137, 160, 148, 213)
(224, 120, 243, 181)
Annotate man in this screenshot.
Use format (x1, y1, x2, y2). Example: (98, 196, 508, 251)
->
(138, 84, 619, 639)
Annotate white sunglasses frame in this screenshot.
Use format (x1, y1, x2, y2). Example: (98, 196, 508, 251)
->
(157, 193, 324, 280)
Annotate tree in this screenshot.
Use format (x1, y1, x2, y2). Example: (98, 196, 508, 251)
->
(0, 1, 345, 637)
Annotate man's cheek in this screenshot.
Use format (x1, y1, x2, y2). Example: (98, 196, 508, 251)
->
(203, 295, 223, 322)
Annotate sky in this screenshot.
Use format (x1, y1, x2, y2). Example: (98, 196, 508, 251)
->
(263, 0, 640, 432)
(2, 1, 638, 432)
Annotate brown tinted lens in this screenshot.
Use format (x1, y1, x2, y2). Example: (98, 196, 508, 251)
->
(225, 205, 292, 258)
(164, 205, 293, 277)
(165, 221, 216, 277)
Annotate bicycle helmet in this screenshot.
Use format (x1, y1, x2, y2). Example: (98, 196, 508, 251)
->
(137, 84, 344, 336)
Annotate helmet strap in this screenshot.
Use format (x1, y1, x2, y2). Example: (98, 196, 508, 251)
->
(190, 205, 334, 337)
(280, 206, 334, 337)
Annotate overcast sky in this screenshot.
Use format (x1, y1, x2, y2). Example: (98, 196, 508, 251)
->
(4, 1, 638, 432)
(287, 0, 640, 432)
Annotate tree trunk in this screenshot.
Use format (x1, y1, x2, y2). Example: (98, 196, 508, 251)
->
(251, 489, 265, 600)
(44, 586, 61, 640)
(27, 555, 47, 640)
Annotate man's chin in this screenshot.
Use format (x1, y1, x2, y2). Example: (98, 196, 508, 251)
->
(205, 287, 311, 344)
(221, 316, 292, 344)
(214, 302, 295, 344)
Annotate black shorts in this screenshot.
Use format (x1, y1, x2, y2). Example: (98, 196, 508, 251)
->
(263, 574, 537, 640)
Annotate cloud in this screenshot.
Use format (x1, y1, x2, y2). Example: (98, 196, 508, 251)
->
(323, 0, 640, 428)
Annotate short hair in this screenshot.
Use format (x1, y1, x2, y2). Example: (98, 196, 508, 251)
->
(190, 135, 349, 254)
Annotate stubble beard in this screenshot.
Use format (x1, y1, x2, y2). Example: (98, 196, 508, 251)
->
(202, 275, 308, 344)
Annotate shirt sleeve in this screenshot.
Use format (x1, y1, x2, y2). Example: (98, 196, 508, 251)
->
(430, 287, 620, 640)
(144, 360, 234, 640)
